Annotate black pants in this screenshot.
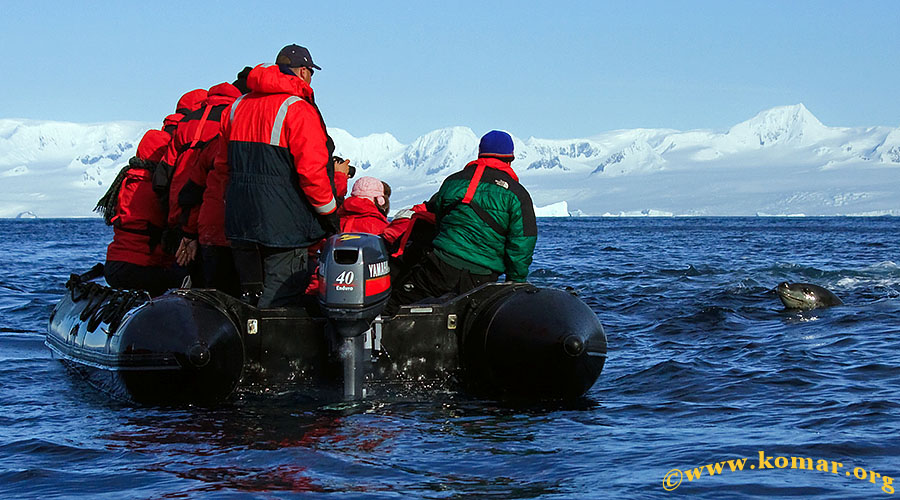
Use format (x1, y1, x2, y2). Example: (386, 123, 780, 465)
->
(231, 242, 309, 308)
(385, 251, 499, 315)
(201, 245, 241, 297)
(104, 260, 187, 297)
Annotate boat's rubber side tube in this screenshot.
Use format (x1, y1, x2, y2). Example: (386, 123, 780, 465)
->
(47, 286, 244, 405)
(462, 286, 607, 400)
(112, 292, 245, 404)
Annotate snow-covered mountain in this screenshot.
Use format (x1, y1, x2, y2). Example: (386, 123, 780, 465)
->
(0, 119, 148, 218)
(1, 104, 898, 218)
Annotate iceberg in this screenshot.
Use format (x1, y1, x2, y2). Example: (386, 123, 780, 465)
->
(534, 201, 569, 217)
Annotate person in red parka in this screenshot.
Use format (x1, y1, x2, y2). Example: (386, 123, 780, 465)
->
(175, 89, 208, 115)
(165, 68, 254, 296)
(162, 113, 182, 135)
(165, 81, 243, 280)
(338, 176, 391, 234)
(302, 175, 386, 295)
(96, 130, 186, 296)
(193, 135, 238, 294)
(339, 177, 430, 258)
(217, 44, 342, 307)
(151, 88, 207, 210)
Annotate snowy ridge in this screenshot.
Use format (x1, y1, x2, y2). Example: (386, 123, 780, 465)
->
(0, 119, 148, 172)
(722, 103, 838, 149)
(392, 127, 478, 177)
(873, 129, 900, 163)
(0, 119, 151, 218)
(1, 104, 899, 218)
(326, 129, 404, 173)
(591, 140, 666, 176)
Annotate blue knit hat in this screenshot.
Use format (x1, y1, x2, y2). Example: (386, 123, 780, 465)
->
(478, 130, 515, 160)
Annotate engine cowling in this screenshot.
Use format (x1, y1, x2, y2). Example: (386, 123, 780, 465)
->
(317, 233, 391, 337)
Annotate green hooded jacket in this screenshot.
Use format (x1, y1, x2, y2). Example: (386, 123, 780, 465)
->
(427, 158, 537, 281)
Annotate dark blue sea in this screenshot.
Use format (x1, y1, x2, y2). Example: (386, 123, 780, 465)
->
(1, 217, 898, 499)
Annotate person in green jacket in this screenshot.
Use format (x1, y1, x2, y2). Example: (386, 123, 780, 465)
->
(387, 130, 537, 314)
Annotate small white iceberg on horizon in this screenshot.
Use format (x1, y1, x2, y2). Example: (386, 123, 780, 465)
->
(534, 201, 569, 217)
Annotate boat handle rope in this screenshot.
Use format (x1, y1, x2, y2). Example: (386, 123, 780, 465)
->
(79, 286, 113, 322)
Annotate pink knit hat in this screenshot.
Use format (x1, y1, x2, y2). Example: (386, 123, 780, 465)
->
(350, 176, 386, 206)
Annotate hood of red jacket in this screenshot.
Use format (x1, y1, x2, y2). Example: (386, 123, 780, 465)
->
(163, 113, 182, 128)
(466, 157, 519, 182)
(137, 129, 170, 162)
(247, 64, 314, 99)
(176, 89, 208, 114)
(206, 82, 243, 107)
(338, 196, 388, 220)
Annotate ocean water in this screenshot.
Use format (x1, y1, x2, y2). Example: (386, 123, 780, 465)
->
(1, 217, 898, 499)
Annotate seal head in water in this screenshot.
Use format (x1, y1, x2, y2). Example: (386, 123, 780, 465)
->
(775, 282, 843, 310)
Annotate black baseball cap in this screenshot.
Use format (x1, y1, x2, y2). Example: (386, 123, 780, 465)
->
(275, 44, 321, 70)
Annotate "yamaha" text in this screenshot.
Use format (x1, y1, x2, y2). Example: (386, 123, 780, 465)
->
(368, 261, 389, 278)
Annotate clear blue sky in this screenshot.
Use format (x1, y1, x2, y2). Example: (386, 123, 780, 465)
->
(2, 1, 898, 143)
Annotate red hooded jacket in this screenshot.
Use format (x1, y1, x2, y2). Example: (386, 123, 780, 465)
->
(152, 89, 206, 212)
(162, 113, 183, 135)
(199, 138, 348, 247)
(217, 63, 338, 248)
(337, 196, 389, 234)
(197, 135, 228, 246)
(163, 82, 242, 238)
(106, 130, 173, 267)
(175, 89, 207, 114)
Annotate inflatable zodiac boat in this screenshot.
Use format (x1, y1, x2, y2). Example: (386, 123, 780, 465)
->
(46, 234, 607, 404)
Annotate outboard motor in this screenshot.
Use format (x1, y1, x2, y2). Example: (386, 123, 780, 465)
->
(318, 233, 391, 400)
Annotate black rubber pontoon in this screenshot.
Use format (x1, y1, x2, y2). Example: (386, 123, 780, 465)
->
(46, 235, 607, 404)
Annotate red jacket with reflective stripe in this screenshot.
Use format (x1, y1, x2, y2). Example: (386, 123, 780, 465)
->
(199, 143, 348, 247)
(218, 64, 337, 247)
(106, 130, 173, 267)
(164, 82, 242, 237)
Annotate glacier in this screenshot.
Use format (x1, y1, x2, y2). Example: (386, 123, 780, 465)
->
(0, 104, 898, 218)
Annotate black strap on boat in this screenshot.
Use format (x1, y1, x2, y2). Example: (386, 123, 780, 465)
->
(94, 291, 146, 335)
(63, 264, 150, 335)
(69, 263, 104, 285)
(67, 264, 105, 302)
(80, 286, 112, 321)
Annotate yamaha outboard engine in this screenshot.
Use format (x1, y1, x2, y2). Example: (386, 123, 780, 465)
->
(318, 233, 391, 400)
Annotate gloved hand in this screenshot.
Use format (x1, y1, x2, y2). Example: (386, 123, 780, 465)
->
(392, 207, 416, 220)
(319, 212, 341, 236)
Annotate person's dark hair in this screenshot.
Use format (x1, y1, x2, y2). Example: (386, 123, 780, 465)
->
(379, 181, 391, 215)
(95, 164, 132, 225)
